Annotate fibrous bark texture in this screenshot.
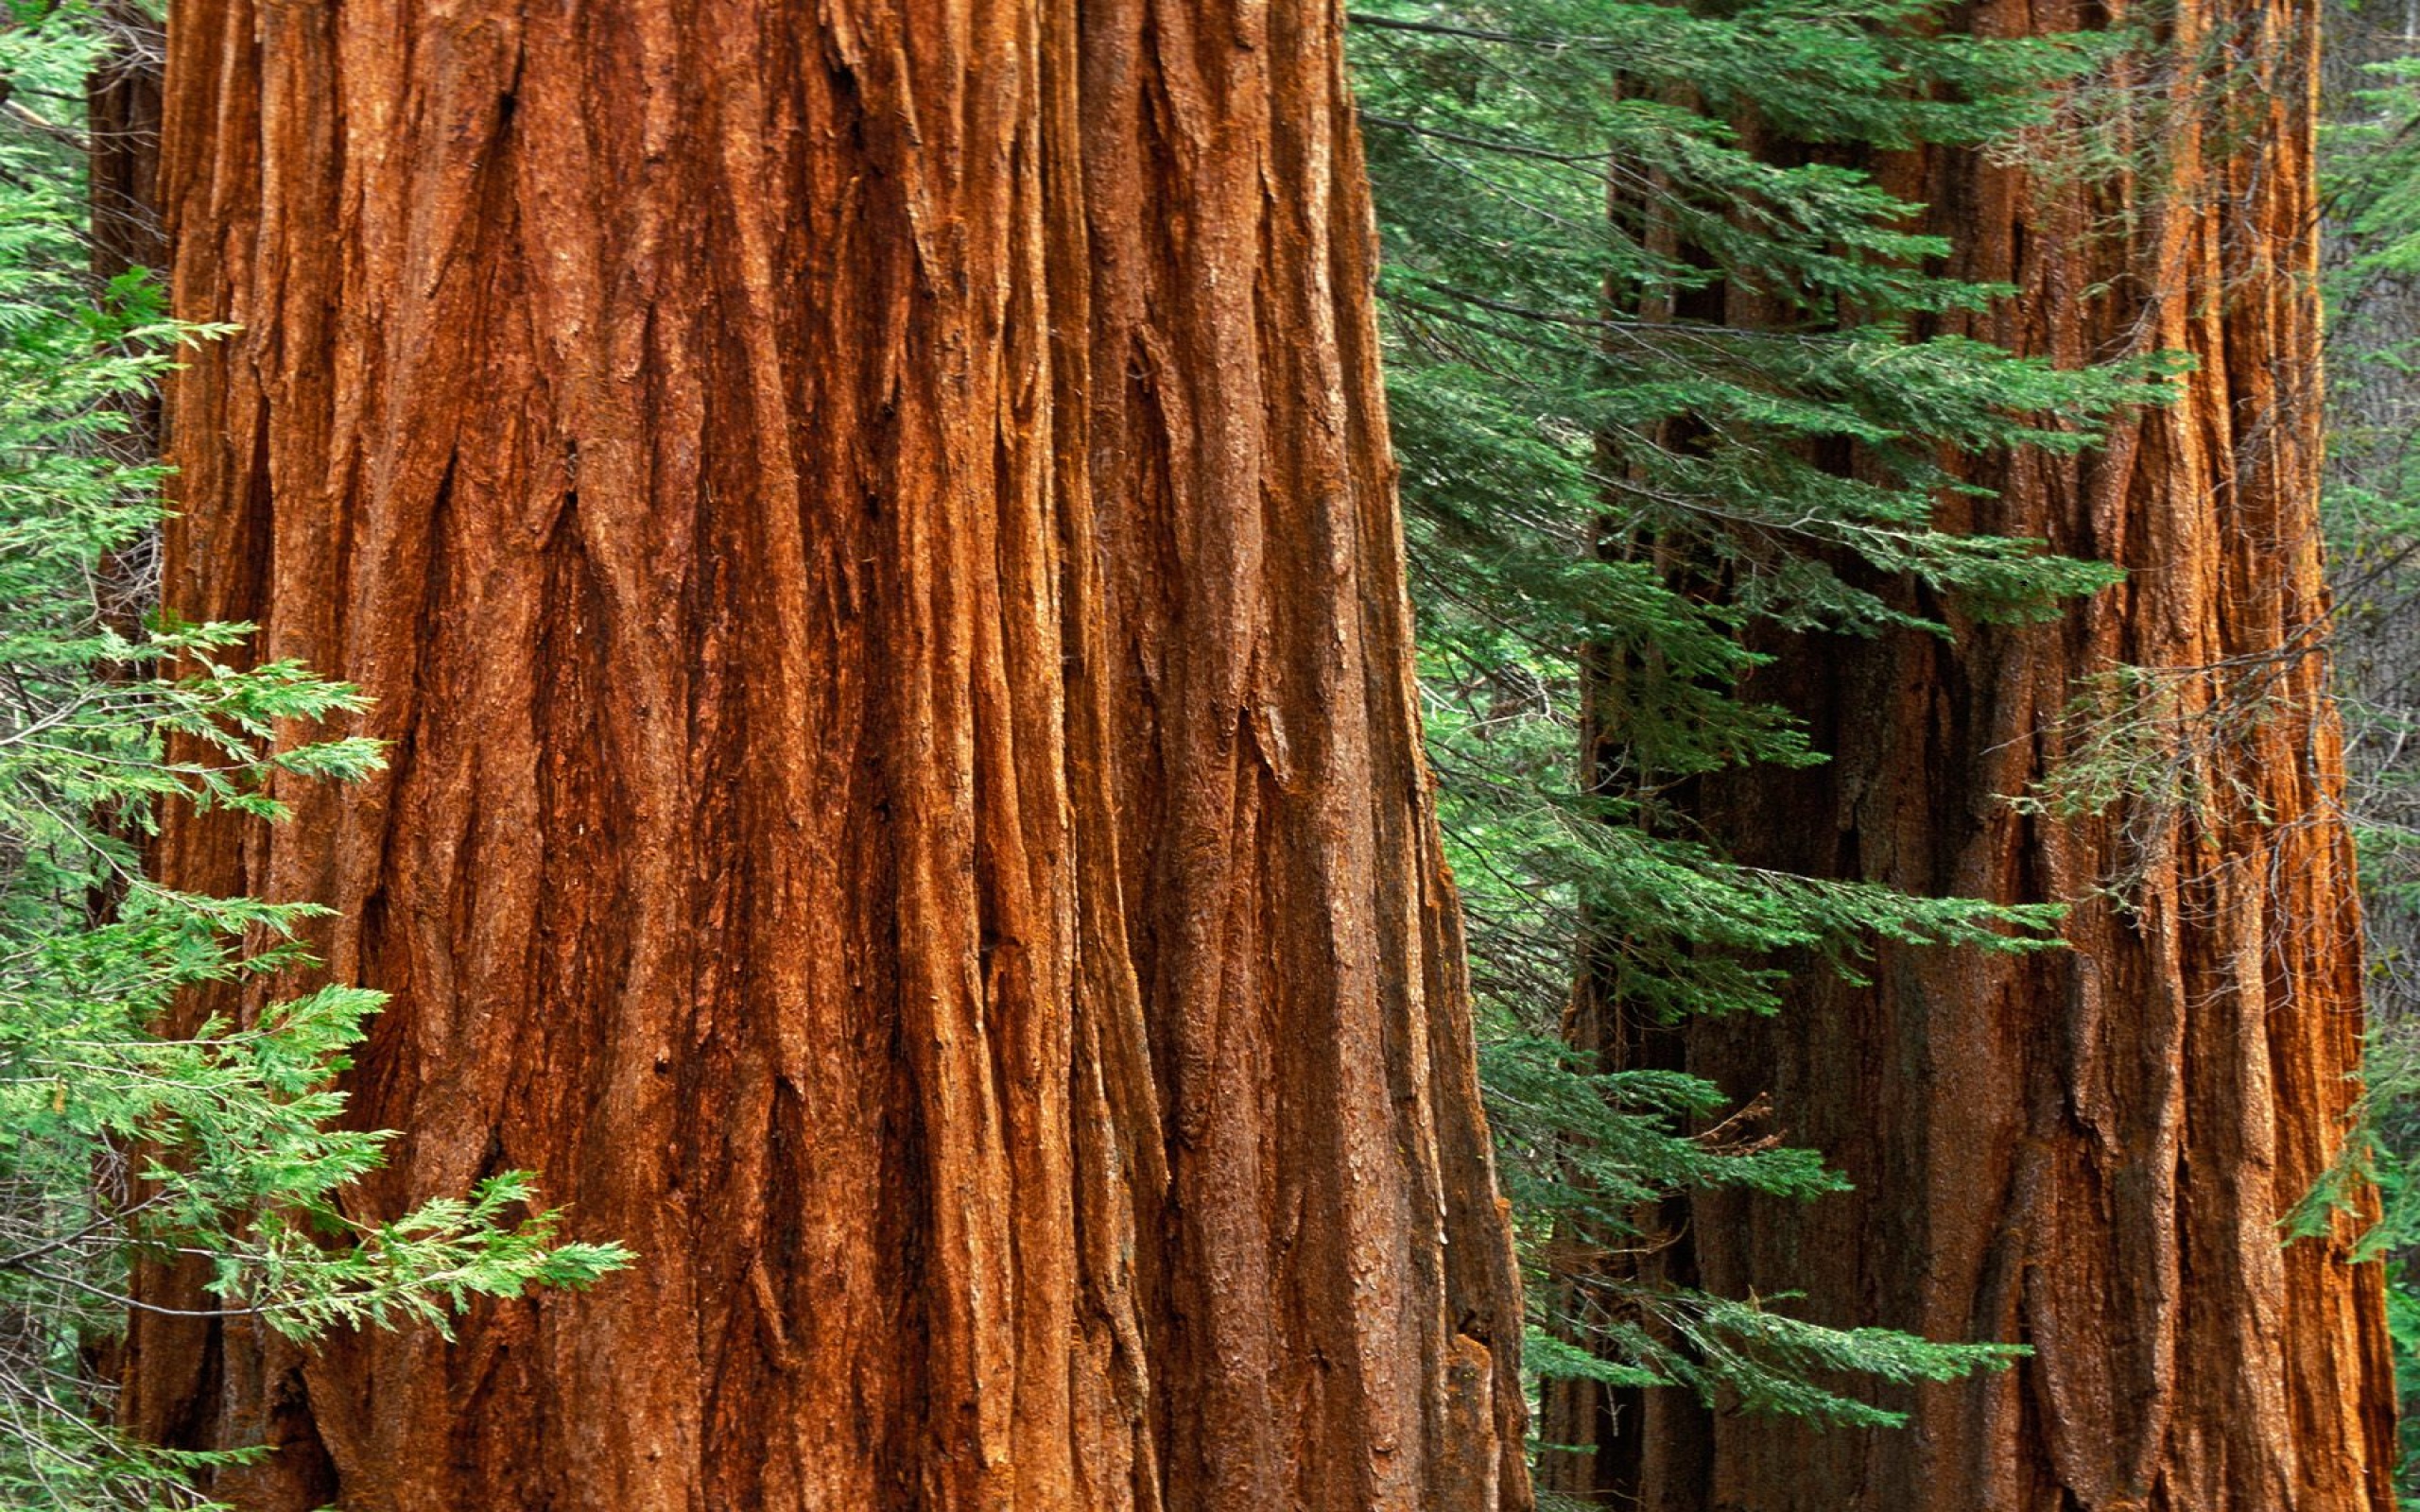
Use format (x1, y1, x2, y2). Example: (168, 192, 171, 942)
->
(124, 4, 1529, 1509)
(1558, 1, 2397, 1508)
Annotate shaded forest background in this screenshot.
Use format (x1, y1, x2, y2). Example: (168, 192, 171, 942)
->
(2315, 0, 2420, 1488)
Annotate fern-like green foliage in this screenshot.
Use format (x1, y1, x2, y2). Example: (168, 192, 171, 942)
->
(1354, 0, 2157, 1438)
(0, 8, 625, 1507)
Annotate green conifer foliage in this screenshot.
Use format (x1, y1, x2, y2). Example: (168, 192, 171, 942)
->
(0, 8, 624, 1505)
(1350, 0, 2164, 1443)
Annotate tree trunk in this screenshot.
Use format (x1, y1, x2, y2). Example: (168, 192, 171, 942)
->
(84, 0, 163, 291)
(1588, 0, 2399, 1507)
(122, 4, 1530, 1509)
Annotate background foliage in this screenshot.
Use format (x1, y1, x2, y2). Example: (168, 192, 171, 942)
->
(2317, 3, 2420, 1499)
(1349, 0, 2166, 1447)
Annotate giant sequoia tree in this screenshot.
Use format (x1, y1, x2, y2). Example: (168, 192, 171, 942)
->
(119, 3, 1529, 1508)
(1350, 0, 2144, 1459)
(1603, 0, 2402, 1506)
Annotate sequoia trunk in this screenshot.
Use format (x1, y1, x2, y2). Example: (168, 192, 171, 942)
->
(124, 4, 1529, 1509)
(1571, 0, 2399, 1507)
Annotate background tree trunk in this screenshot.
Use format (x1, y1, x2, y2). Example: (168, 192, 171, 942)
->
(1594, 0, 2400, 1506)
(121, 4, 1530, 1509)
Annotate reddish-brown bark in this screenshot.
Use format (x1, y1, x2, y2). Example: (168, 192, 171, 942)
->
(1545, 1, 2399, 1508)
(123, 4, 1529, 1508)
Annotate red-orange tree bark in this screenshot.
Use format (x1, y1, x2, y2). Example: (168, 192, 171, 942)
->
(1580, 1, 2398, 1507)
(123, 4, 1530, 1508)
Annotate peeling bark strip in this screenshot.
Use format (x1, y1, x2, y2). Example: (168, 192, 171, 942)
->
(125, 3, 1529, 1508)
(1595, 0, 2399, 1508)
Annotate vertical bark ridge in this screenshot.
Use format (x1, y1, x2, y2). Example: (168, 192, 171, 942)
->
(128, 2, 1529, 1509)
